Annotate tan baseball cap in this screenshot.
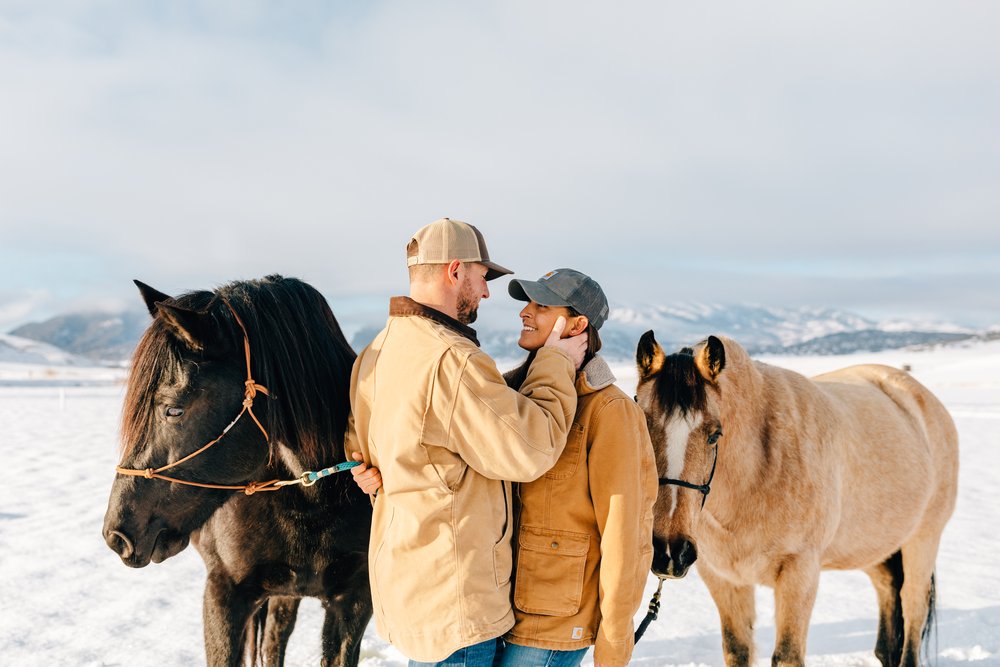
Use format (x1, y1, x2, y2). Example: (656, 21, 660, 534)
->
(407, 218, 513, 281)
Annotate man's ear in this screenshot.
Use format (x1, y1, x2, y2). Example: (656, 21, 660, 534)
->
(569, 315, 589, 336)
(445, 259, 463, 287)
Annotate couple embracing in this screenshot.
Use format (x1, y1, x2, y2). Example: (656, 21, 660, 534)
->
(346, 218, 657, 667)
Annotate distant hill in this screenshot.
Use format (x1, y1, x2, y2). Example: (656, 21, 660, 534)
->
(6, 300, 982, 364)
(754, 330, 972, 356)
(0, 333, 89, 365)
(357, 301, 976, 362)
(9, 310, 150, 362)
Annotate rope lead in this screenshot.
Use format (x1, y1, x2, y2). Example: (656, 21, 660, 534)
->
(634, 577, 666, 644)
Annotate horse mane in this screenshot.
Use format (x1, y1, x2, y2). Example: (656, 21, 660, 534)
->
(121, 275, 356, 469)
(654, 348, 708, 417)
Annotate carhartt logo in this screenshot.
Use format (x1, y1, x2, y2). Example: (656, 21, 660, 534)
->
(571, 627, 583, 639)
(540, 270, 559, 281)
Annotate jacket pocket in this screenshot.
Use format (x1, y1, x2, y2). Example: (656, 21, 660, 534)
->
(371, 506, 395, 606)
(544, 423, 585, 480)
(494, 481, 513, 587)
(514, 526, 589, 616)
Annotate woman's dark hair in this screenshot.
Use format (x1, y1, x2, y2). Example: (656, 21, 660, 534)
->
(504, 306, 602, 391)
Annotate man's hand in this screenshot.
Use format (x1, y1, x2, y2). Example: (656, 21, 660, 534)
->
(544, 315, 588, 370)
(350, 451, 383, 495)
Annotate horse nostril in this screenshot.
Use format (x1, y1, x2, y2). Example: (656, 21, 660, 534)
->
(650, 536, 670, 575)
(106, 529, 134, 559)
(673, 538, 698, 570)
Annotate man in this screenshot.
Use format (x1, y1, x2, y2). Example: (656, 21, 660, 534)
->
(346, 218, 586, 667)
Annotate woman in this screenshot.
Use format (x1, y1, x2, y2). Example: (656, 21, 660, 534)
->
(353, 268, 657, 667)
(500, 268, 656, 667)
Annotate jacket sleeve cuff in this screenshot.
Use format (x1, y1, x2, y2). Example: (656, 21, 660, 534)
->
(594, 633, 634, 666)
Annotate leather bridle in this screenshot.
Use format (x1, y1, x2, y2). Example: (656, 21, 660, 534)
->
(114, 298, 285, 495)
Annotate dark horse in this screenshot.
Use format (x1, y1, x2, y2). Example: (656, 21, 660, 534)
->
(102, 276, 373, 666)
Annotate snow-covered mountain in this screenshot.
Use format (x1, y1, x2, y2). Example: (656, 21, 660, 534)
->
(589, 303, 974, 360)
(6, 301, 983, 365)
(479, 302, 976, 362)
(9, 310, 149, 362)
(0, 333, 88, 365)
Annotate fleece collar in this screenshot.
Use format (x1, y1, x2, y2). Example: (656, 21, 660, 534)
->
(576, 355, 616, 394)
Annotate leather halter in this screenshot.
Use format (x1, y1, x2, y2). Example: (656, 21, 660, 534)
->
(658, 439, 719, 508)
(114, 298, 282, 495)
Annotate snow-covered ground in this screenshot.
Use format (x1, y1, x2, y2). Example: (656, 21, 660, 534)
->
(0, 341, 998, 666)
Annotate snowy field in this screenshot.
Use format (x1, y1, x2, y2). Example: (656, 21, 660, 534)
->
(1, 341, 998, 666)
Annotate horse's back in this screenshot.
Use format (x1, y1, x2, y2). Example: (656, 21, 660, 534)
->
(810, 364, 958, 567)
(812, 364, 957, 459)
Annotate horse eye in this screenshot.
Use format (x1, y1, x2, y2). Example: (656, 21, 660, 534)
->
(166, 406, 185, 418)
(707, 430, 722, 445)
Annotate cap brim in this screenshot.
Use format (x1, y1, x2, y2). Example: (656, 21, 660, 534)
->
(483, 260, 514, 282)
(507, 279, 572, 307)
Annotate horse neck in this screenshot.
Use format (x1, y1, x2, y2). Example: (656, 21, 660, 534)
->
(709, 359, 773, 514)
(262, 441, 352, 506)
(273, 441, 313, 479)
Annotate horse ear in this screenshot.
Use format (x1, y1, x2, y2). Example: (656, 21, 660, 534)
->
(155, 302, 213, 351)
(696, 335, 726, 382)
(637, 330, 666, 378)
(134, 280, 172, 317)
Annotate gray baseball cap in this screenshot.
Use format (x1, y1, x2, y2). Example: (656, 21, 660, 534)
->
(508, 268, 610, 330)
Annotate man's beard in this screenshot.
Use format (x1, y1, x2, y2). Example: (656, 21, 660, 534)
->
(456, 278, 479, 325)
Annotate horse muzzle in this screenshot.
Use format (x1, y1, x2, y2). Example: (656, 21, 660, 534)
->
(651, 536, 698, 579)
(103, 522, 190, 568)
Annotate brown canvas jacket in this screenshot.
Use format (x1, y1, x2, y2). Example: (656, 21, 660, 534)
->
(506, 356, 657, 666)
(344, 297, 578, 662)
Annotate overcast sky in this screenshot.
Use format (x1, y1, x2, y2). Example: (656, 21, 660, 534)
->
(1, 0, 998, 331)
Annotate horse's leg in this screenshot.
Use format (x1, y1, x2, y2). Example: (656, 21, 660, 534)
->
(770, 556, 821, 667)
(320, 555, 373, 667)
(203, 570, 261, 667)
(865, 551, 904, 667)
(898, 534, 942, 667)
(261, 596, 301, 666)
(320, 592, 372, 667)
(701, 567, 757, 667)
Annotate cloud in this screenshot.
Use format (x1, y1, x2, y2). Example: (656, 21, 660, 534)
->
(0, 290, 55, 332)
(0, 1, 998, 328)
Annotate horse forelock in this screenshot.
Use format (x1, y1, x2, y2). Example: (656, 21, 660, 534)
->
(120, 290, 216, 457)
(655, 351, 708, 418)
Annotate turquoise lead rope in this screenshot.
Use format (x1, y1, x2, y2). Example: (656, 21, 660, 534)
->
(274, 460, 362, 489)
(304, 460, 362, 484)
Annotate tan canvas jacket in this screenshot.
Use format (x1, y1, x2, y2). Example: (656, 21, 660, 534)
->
(506, 356, 657, 666)
(344, 297, 578, 662)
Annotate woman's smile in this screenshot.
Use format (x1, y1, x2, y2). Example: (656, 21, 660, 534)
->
(518, 302, 576, 351)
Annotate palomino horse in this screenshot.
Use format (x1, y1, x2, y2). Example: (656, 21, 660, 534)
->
(635, 332, 958, 667)
(103, 276, 373, 666)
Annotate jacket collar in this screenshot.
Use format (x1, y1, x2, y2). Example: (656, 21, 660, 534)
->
(389, 296, 481, 347)
(575, 355, 616, 395)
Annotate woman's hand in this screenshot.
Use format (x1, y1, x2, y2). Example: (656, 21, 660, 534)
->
(350, 451, 383, 495)
(544, 315, 588, 370)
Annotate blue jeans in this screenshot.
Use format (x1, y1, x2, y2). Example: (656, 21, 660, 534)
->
(498, 643, 588, 667)
(408, 638, 502, 667)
